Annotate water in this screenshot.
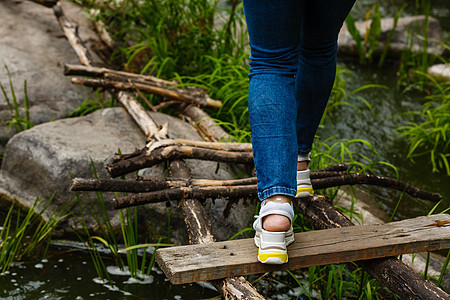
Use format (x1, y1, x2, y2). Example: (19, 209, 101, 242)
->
(321, 61, 450, 220)
(0, 249, 219, 299)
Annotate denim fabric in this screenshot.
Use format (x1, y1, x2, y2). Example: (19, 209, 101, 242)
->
(243, 0, 355, 200)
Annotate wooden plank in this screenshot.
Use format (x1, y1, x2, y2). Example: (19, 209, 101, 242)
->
(155, 214, 450, 285)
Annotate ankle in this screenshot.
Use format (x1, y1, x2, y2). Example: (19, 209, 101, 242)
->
(264, 195, 292, 205)
(261, 195, 293, 232)
(297, 161, 308, 171)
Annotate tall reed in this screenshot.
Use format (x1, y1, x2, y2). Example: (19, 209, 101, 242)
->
(0, 197, 67, 274)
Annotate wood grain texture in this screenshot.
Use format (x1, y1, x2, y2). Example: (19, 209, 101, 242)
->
(156, 214, 450, 285)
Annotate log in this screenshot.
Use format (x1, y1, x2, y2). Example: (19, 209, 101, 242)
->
(113, 185, 257, 209)
(89, 9, 114, 49)
(70, 167, 349, 193)
(105, 145, 254, 178)
(169, 160, 264, 299)
(175, 103, 232, 142)
(145, 139, 252, 153)
(65, 64, 222, 109)
(29, 0, 58, 7)
(170, 160, 216, 245)
(114, 91, 167, 141)
(155, 214, 450, 285)
(53, 3, 92, 66)
(55, 4, 262, 298)
(70, 177, 258, 192)
(103, 166, 442, 204)
(313, 173, 442, 202)
(295, 195, 450, 300)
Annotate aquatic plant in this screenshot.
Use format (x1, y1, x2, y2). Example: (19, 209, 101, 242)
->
(397, 73, 450, 176)
(0, 197, 67, 274)
(345, 4, 382, 65)
(69, 159, 172, 281)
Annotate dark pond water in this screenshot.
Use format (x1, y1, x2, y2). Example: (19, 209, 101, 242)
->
(0, 245, 220, 300)
(321, 60, 450, 220)
(1, 0, 449, 299)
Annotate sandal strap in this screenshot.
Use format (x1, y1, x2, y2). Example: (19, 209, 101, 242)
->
(259, 200, 294, 221)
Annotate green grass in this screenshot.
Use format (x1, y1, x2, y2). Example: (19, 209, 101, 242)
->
(68, 159, 172, 281)
(0, 65, 33, 133)
(68, 90, 116, 117)
(396, 73, 450, 176)
(0, 197, 67, 274)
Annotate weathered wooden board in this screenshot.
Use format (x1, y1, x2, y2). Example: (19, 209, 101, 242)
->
(155, 214, 450, 285)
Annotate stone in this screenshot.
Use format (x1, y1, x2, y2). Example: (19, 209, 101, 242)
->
(338, 15, 444, 58)
(0, 0, 98, 146)
(0, 108, 255, 244)
(428, 64, 450, 81)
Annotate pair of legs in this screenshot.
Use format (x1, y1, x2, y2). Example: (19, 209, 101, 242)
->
(243, 0, 356, 231)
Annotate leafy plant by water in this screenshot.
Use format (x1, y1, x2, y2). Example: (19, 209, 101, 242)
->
(345, 4, 382, 65)
(69, 159, 172, 281)
(397, 73, 450, 176)
(0, 197, 67, 274)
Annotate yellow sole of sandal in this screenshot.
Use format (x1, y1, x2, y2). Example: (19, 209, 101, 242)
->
(258, 249, 288, 264)
(296, 187, 313, 197)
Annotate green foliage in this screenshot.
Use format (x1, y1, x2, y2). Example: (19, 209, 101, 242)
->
(177, 54, 250, 142)
(0, 65, 33, 133)
(0, 197, 67, 274)
(397, 74, 450, 176)
(68, 90, 115, 117)
(69, 159, 172, 281)
(345, 4, 382, 65)
(81, 0, 247, 78)
(327, 65, 387, 117)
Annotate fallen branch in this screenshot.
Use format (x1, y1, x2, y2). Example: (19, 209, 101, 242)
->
(313, 173, 442, 202)
(169, 161, 263, 298)
(54, 3, 92, 66)
(145, 138, 252, 153)
(71, 167, 346, 192)
(70, 177, 258, 192)
(107, 171, 440, 209)
(113, 185, 257, 209)
(105, 145, 254, 178)
(29, 0, 57, 7)
(295, 195, 449, 300)
(114, 91, 167, 141)
(65, 64, 222, 109)
(58, 5, 263, 298)
(175, 103, 232, 142)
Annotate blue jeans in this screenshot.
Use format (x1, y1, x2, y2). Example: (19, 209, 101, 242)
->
(243, 0, 355, 200)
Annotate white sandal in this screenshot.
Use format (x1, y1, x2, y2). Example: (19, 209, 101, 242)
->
(253, 199, 295, 264)
(296, 153, 313, 198)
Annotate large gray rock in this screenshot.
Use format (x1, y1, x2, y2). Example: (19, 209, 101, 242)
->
(338, 15, 444, 57)
(0, 0, 96, 145)
(0, 108, 255, 244)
